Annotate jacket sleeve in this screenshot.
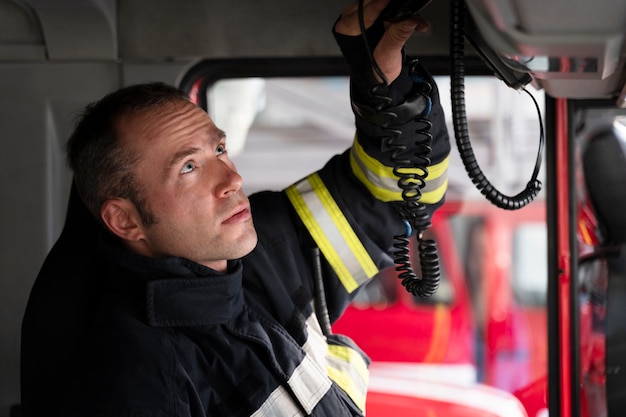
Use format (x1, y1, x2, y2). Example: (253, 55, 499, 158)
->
(282, 21, 451, 321)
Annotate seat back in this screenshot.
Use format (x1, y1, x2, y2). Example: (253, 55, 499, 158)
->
(20, 181, 102, 417)
(580, 121, 626, 416)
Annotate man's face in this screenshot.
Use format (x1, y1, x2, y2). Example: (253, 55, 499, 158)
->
(115, 99, 258, 272)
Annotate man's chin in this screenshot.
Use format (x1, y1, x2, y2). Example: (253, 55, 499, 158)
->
(236, 231, 258, 259)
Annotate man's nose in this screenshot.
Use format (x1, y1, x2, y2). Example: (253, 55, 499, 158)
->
(215, 159, 243, 197)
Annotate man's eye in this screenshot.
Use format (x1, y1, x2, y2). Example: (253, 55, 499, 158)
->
(216, 144, 226, 155)
(180, 162, 195, 174)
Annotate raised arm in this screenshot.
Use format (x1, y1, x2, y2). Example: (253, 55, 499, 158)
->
(284, 0, 450, 294)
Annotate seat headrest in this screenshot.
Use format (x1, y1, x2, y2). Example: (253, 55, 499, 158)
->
(582, 121, 626, 245)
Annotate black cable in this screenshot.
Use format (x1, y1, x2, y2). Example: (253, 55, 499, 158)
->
(523, 87, 546, 183)
(357, 0, 389, 86)
(357, 0, 440, 297)
(450, 0, 544, 210)
(311, 247, 332, 336)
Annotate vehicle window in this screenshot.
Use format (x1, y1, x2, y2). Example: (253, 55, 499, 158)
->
(208, 77, 353, 195)
(207, 75, 545, 196)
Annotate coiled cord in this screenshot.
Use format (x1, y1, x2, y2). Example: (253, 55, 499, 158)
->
(358, 0, 440, 297)
(450, 0, 544, 210)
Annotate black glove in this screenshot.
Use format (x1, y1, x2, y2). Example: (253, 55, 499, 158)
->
(332, 16, 413, 107)
(332, 13, 450, 177)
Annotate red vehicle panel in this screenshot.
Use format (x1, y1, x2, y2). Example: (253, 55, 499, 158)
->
(365, 364, 528, 417)
(332, 210, 475, 365)
(333, 199, 549, 408)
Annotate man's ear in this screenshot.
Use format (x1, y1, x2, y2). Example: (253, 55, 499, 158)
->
(100, 198, 145, 241)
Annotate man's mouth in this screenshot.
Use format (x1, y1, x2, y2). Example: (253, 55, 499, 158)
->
(223, 205, 251, 224)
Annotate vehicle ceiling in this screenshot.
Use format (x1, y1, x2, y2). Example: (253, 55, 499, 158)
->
(2, 0, 625, 104)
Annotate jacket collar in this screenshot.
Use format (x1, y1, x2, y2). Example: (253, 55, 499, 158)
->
(98, 233, 244, 327)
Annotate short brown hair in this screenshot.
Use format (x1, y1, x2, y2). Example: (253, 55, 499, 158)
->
(66, 82, 189, 226)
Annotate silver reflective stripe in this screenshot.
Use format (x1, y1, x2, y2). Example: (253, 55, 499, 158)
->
(250, 385, 305, 417)
(285, 173, 378, 293)
(350, 145, 405, 191)
(350, 138, 449, 204)
(287, 354, 332, 414)
(304, 311, 369, 413)
(250, 313, 332, 416)
(303, 312, 330, 369)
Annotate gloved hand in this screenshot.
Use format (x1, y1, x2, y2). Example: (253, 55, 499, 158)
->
(332, 0, 450, 204)
(333, 0, 428, 83)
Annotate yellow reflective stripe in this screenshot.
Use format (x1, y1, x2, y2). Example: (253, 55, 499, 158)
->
(286, 182, 357, 292)
(350, 138, 449, 204)
(308, 174, 378, 281)
(286, 173, 378, 293)
(327, 344, 369, 411)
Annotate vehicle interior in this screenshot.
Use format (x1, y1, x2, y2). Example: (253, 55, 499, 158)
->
(1, 0, 626, 416)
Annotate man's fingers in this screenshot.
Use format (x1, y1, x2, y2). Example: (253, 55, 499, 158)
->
(333, 1, 429, 83)
(372, 17, 420, 82)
